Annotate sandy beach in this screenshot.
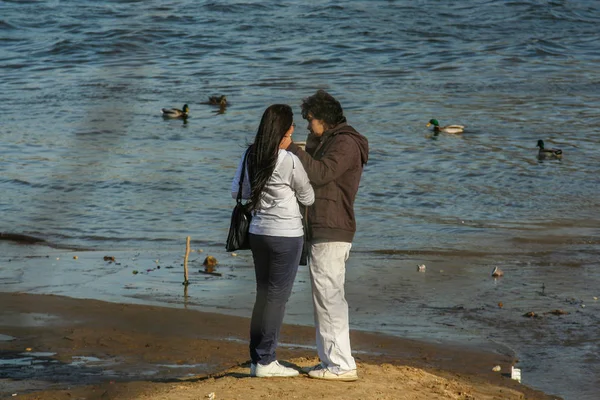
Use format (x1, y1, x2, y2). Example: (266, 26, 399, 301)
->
(0, 287, 560, 400)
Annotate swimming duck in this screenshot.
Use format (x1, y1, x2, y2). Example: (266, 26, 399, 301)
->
(207, 95, 227, 106)
(161, 104, 189, 118)
(426, 119, 465, 134)
(491, 266, 504, 278)
(536, 140, 562, 160)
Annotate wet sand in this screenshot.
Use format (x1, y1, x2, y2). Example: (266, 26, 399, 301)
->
(0, 291, 560, 399)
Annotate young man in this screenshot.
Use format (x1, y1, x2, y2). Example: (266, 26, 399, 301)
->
(285, 90, 369, 381)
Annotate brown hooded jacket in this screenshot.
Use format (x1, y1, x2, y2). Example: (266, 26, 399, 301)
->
(287, 122, 369, 243)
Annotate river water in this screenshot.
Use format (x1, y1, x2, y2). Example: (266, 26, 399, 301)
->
(1, 1, 599, 399)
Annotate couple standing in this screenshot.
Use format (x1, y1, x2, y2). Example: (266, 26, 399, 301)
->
(231, 90, 369, 381)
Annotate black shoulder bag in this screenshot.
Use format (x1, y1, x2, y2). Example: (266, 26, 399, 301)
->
(226, 150, 252, 252)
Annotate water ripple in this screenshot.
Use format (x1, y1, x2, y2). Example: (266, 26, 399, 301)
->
(0, 0, 598, 256)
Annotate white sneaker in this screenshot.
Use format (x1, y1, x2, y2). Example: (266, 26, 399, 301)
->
(255, 360, 299, 378)
(308, 368, 358, 381)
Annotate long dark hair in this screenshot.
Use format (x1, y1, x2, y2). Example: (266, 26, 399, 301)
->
(248, 104, 293, 211)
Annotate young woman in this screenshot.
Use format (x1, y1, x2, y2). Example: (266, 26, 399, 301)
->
(231, 104, 314, 378)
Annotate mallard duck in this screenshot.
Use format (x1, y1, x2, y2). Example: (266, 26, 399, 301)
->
(426, 119, 465, 134)
(161, 104, 189, 118)
(207, 95, 227, 107)
(536, 140, 562, 160)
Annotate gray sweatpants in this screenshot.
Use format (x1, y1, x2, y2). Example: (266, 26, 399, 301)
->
(310, 241, 356, 373)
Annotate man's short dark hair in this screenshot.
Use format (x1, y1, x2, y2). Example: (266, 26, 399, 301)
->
(301, 90, 346, 129)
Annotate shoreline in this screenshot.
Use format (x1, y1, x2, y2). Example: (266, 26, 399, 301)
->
(0, 292, 559, 399)
(0, 241, 594, 398)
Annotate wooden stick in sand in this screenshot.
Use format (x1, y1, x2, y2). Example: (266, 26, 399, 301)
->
(183, 236, 190, 285)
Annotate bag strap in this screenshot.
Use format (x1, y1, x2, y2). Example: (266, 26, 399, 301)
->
(237, 148, 250, 204)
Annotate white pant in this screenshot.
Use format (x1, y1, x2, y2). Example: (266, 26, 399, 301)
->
(309, 241, 356, 373)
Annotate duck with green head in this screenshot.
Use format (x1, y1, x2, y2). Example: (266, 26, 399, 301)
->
(161, 104, 189, 118)
(426, 119, 465, 134)
(536, 140, 562, 160)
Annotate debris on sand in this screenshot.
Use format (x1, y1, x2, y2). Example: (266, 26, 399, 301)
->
(522, 311, 538, 318)
(511, 366, 522, 383)
(202, 256, 218, 273)
(199, 255, 222, 277)
(546, 309, 568, 316)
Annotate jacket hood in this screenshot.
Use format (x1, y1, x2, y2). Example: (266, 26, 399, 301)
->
(330, 123, 369, 165)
